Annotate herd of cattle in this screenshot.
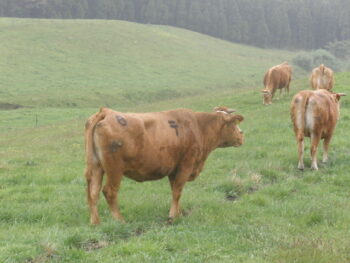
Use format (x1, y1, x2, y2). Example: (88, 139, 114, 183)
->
(262, 62, 345, 171)
(84, 62, 345, 224)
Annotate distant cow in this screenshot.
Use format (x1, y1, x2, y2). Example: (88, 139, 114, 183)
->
(290, 89, 345, 170)
(261, 62, 292, 105)
(310, 64, 334, 90)
(84, 106, 244, 224)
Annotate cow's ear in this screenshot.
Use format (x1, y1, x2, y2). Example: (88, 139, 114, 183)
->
(225, 114, 244, 124)
(336, 93, 346, 101)
(214, 106, 236, 114)
(226, 108, 236, 114)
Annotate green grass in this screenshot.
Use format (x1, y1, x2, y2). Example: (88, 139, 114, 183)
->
(0, 17, 300, 108)
(1, 18, 350, 263)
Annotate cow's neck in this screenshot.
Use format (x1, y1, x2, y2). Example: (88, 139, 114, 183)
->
(195, 112, 223, 157)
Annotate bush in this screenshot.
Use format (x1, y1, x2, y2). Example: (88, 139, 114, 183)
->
(293, 52, 313, 71)
(293, 49, 340, 72)
(325, 40, 350, 59)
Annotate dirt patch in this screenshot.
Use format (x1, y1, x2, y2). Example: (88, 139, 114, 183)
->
(134, 228, 146, 236)
(83, 239, 109, 252)
(25, 245, 56, 263)
(225, 193, 239, 201)
(248, 185, 259, 193)
(0, 102, 25, 110)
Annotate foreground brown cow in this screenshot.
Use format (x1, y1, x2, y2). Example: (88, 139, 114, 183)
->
(310, 64, 334, 90)
(84, 106, 244, 224)
(261, 62, 292, 105)
(290, 89, 345, 170)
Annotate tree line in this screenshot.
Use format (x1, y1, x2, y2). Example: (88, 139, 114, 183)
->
(1, 0, 350, 50)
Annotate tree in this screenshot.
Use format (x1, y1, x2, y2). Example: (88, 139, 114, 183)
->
(144, 0, 157, 24)
(224, 0, 242, 42)
(264, 0, 291, 48)
(175, 0, 187, 28)
(122, 0, 135, 20)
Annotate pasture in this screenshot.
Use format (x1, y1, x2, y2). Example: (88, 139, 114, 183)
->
(0, 18, 350, 263)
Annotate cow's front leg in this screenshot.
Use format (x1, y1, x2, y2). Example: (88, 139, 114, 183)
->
(278, 88, 282, 99)
(168, 167, 193, 223)
(102, 173, 124, 222)
(168, 176, 185, 223)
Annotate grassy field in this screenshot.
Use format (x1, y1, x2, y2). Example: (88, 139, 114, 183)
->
(0, 18, 350, 263)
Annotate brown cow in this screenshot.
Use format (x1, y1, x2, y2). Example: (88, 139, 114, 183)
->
(310, 64, 334, 90)
(290, 89, 345, 170)
(261, 62, 292, 105)
(84, 106, 244, 224)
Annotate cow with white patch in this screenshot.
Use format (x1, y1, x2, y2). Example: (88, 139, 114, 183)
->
(290, 89, 345, 170)
(84, 106, 244, 224)
(310, 64, 334, 90)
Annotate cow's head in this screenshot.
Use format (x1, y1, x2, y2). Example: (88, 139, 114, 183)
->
(214, 107, 244, 147)
(261, 89, 272, 105)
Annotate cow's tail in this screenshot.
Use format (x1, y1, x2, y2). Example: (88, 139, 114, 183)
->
(292, 94, 309, 142)
(320, 64, 325, 75)
(84, 107, 108, 168)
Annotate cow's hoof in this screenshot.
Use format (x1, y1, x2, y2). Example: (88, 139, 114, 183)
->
(90, 220, 100, 225)
(167, 217, 174, 225)
(111, 213, 125, 223)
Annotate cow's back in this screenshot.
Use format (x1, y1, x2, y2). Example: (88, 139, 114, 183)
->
(265, 63, 291, 91)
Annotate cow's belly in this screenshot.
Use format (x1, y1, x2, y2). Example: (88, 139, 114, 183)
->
(124, 166, 175, 182)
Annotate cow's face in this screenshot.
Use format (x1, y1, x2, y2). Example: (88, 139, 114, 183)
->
(219, 114, 244, 147)
(261, 90, 272, 105)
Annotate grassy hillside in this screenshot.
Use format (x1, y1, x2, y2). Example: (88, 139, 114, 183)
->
(0, 18, 299, 108)
(0, 18, 350, 263)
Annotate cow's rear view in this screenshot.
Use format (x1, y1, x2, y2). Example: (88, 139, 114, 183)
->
(310, 64, 334, 91)
(290, 89, 345, 170)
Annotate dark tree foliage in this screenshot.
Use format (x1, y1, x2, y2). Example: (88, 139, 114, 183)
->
(1, 0, 349, 49)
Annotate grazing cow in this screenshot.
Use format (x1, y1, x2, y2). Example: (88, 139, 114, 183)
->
(310, 64, 334, 90)
(261, 62, 292, 105)
(84, 106, 244, 224)
(290, 89, 345, 170)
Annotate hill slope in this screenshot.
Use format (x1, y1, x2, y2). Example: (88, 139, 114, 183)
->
(0, 18, 298, 108)
(0, 18, 349, 263)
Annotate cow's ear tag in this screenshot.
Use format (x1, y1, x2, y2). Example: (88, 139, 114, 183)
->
(232, 115, 244, 124)
(234, 119, 241, 125)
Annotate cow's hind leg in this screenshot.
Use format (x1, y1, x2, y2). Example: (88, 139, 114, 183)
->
(322, 136, 332, 163)
(310, 133, 322, 170)
(85, 165, 104, 225)
(296, 131, 305, 170)
(286, 82, 290, 95)
(102, 173, 124, 222)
